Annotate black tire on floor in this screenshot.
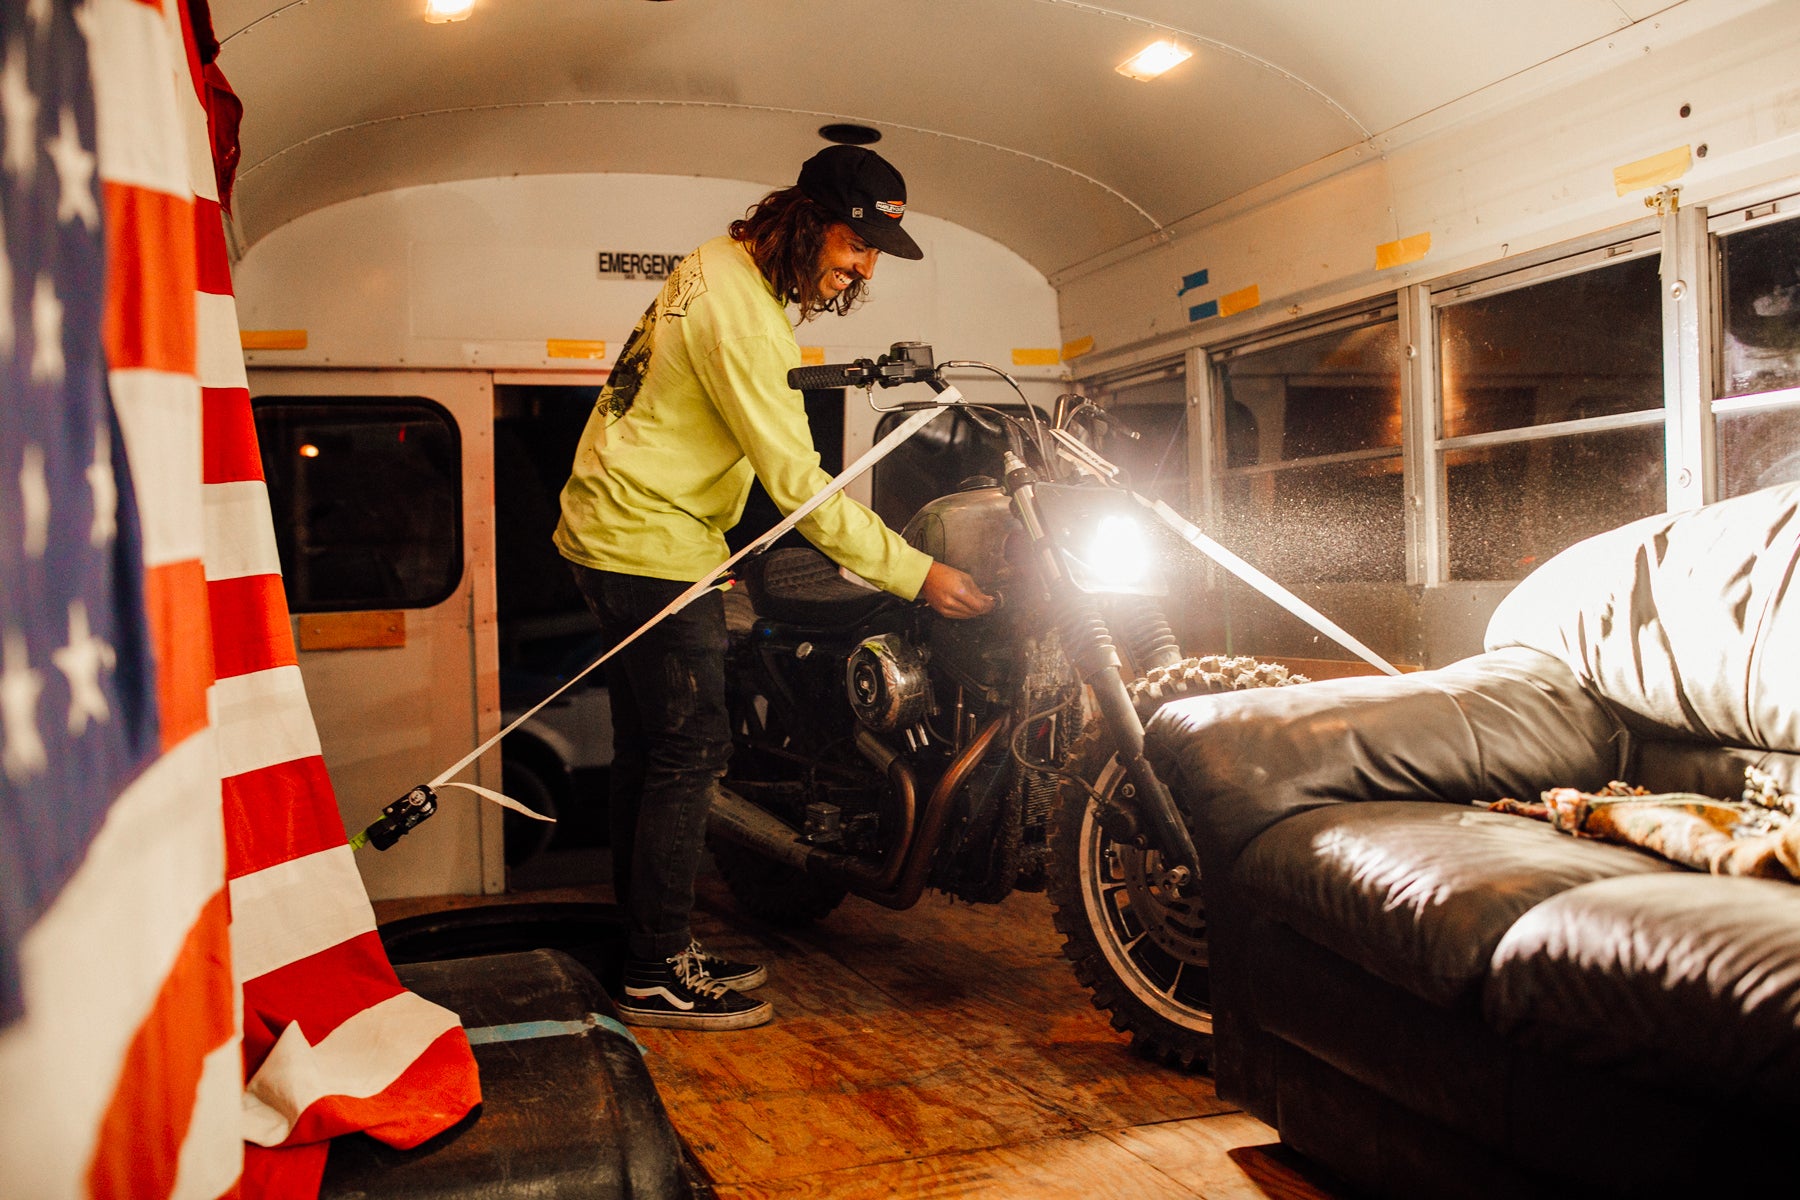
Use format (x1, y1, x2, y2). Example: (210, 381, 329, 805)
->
(1046, 654, 1301, 1070)
(708, 836, 850, 925)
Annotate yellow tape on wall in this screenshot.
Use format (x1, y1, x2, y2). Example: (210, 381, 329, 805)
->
(1012, 348, 1061, 366)
(1613, 146, 1692, 196)
(1375, 232, 1432, 270)
(1061, 336, 1095, 361)
(1219, 285, 1260, 317)
(798, 346, 826, 366)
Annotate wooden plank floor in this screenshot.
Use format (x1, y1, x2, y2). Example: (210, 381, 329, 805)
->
(378, 856, 1347, 1200)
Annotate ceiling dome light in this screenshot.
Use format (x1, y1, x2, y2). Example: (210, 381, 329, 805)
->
(1116, 39, 1191, 81)
(424, 0, 474, 22)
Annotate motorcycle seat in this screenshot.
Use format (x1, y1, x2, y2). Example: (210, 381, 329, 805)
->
(741, 546, 899, 628)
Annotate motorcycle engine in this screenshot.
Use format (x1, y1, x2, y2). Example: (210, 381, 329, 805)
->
(845, 633, 931, 732)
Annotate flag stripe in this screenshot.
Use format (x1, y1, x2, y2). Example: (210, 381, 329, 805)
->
(111, 369, 204, 568)
(169, 1037, 248, 1200)
(203, 480, 283, 581)
(230, 847, 377, 983)
(207, 575, 297, 679)
(87, 889, 234, 1200)
(211, 665, 324, 778)
(88, 0, 190, 198)
(198, 291, 249, 389)
(145, 558, 214, 752)
(244, 992, 463, 1147)
(223, 757, 346, 880)
(193, 197, 231, 296)
(201, 387, 264, 484)
(102, 182, 197, 374)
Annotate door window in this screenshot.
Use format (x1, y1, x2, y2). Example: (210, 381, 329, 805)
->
(252, 399, 463, 611)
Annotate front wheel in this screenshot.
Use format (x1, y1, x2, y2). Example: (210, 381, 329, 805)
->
(1046, 655, 1300, 1069)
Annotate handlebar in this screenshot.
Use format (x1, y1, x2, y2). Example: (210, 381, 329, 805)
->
(786, 341, 940, 393)
(788, 360, 878, 390)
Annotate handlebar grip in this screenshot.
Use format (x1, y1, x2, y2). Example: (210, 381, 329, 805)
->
(788, 360, 875, 391)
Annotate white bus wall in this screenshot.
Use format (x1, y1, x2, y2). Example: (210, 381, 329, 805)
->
(230, 173, 1068, 505)
(1055, 0, 1800, 375)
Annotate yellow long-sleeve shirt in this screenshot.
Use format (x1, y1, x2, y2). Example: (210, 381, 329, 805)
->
(554, 235, 931, 598)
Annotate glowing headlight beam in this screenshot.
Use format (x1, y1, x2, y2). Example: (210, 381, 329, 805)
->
(1135, 494, 1399, 676)
(1084, 514, 1154, 587)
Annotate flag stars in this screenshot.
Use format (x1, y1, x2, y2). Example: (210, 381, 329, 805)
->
(20, 443, 49, 558)
(53, 601, 114, 737)
(47, 107, 96, 229)
(1, 630, 47, 782)
(1, 40, 36, 181)
(88, 423, 116, 547)
(32, 273, 63, 382)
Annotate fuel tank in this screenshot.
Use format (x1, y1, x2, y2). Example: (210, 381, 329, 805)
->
(901, 484, 1016, 595)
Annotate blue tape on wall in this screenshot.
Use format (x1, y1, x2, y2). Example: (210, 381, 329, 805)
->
(1187, 299, 1219, 322)
(1178, 269, 1209, 296)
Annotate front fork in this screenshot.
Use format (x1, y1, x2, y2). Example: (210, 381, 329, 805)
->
(1001, 453, 1202, 884)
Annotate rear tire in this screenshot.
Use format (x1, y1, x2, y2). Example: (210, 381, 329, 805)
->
(1046, 655, 1301, 1069)
(708, 837, 849, 925)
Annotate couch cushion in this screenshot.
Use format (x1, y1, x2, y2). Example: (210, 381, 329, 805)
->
(1485, 873, 1800, 1104)
(1485, 480, 1800, 750)
(1238, 802, 1678, 1008)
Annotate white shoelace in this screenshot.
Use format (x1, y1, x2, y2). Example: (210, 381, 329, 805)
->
(670, 947, 732, 1001)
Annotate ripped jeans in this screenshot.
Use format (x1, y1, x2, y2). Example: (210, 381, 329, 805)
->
(569, 564, 730, 961)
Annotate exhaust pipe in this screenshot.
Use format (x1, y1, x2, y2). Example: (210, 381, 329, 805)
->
(708, 715, 1010, 911)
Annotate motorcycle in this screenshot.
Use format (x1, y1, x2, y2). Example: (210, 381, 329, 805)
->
(705, 342, 1299, 1067)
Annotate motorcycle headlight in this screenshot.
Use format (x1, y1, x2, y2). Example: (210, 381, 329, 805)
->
(1083, 514, 1154, 589)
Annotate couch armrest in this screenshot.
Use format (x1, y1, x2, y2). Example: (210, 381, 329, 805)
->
(1144, 645, 1625, 871)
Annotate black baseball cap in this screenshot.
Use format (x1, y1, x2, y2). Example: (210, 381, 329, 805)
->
(796, 145, 924, 260)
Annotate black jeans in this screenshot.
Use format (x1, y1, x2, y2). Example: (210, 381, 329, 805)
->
(569, 564, 730, 961)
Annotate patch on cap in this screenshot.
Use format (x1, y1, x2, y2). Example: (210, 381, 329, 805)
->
(875, 200, 905, 218)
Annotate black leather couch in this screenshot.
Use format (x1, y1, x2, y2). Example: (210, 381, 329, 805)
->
(1147, 482, 1800, 1198)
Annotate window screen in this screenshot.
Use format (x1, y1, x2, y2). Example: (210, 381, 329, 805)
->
(253, 399, 462, 612)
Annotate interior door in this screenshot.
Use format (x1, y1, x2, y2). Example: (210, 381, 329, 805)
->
(248, 368, 502, 900)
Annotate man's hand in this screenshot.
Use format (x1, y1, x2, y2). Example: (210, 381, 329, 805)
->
(919, 561, 997, 619)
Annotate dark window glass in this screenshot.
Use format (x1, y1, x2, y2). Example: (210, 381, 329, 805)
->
(871, 405, 1043, 529)
(1215, 318, 1404, 585)
(1445, 425, 1663, 580)
(1093, 374, 1187, 507)
(1219, 320, 1401, 467)
(1718, 406, 1800, 498)
(1220, 456, 1405, 583)
(1720, 215, 1800, 399)
(253, 399, 462, 612)
(1438, 254, 1662, 438)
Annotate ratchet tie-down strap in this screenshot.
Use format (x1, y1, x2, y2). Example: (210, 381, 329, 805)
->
(350, 400, 954, 851)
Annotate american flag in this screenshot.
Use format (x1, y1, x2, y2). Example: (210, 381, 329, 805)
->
(0, 2, 480, 1196)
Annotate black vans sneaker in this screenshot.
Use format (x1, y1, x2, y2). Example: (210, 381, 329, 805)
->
(688, 938, 768, 991)
(617, 947, 773, 1030)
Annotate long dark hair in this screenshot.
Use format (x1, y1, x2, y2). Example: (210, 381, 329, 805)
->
(729, 187, 866, 322)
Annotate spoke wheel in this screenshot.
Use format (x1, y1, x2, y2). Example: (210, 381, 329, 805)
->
(1047, 655, 1299, 1070)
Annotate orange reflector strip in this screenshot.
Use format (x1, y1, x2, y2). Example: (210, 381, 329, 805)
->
(240, 329, 308, 350)
(1012, 348, 1061, 366)
(546, 339, 607, 360)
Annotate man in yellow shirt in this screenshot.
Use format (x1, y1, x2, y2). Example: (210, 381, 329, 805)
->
(556, 146, 993, 1029)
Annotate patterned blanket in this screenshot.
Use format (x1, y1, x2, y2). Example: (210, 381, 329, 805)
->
(1488, 767, 1800, 880)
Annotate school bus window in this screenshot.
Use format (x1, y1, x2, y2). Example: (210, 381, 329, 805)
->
(1715, 212, 1800, 498)
(251, 399, 463, 612)
(1215, 316, 1405, 586)
(1436, 252, 1663, 581)
(1092, 371, 1187, 509)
